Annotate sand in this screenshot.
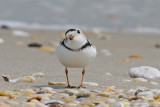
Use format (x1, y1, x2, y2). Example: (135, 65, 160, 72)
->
(0, 28, 160, 105)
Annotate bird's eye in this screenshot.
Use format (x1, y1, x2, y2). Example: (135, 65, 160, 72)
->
(77, 30, 80, 34)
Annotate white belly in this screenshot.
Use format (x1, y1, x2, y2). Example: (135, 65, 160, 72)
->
(56, 44, 96, 68)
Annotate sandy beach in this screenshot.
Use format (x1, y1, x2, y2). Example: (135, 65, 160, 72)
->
(0, 28, 160, 106)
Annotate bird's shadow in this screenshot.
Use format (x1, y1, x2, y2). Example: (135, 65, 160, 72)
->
(31, 85, 66, 89)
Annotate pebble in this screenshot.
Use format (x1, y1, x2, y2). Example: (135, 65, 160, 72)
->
(39, 87, 55, 94)
(48, 81, 66, 85)
(129, 66, 160, 79)
(32, 72, 44, 77)
(5, 101, 20, 105)
(150, 81, 158, 85)
(76, 88, 91, 97)
(27, 96, 42, 102)
(121, 79, 131, 82)
(105, 98, 116, 104)
(103, 87, 118, 94)
(83, 82, 99, 86)
(64, 89, 79, 96)
(105, 72, 112, 76)
(12, 30, 29, 37)
(0, 90, 15, 99)
(97, 92, 110, 97)
(18, 76, 36, 83)
(133, 78, 148, 82)
(129, 54, 142, 59)
(28, 43, 42, 48)
(0, 38, 4, 44)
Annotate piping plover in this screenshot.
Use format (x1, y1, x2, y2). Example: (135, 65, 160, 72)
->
(56, 29, 97, 88)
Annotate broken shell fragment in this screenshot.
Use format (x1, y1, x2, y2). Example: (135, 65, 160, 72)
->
(32, 72, 44, 77)
(48, 81, 66, 85)
(18, 76, 36, 83)
(0, 90, 15, 99)
(27, 96, 42, 102)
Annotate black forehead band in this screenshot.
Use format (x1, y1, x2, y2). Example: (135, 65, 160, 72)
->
(65, 29, 76, 35)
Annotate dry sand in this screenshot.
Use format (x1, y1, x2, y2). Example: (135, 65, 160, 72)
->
(0, 28, 160, 105)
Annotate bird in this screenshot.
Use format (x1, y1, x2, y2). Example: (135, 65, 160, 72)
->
(56, 28, 97, 88)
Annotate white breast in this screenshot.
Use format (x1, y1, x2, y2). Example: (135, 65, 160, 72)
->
(56, 43, 96, 68)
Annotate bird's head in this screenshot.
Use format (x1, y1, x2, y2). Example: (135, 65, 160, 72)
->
(64, 28, 87, 48)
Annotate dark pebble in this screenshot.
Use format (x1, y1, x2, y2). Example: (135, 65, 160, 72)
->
(28, 43, 42, 48)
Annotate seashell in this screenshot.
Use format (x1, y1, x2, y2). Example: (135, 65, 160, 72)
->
(27, 96, 42, 102)
(18, 76, 36, 83)
(0, 90, 15, 99)
(129, 54, 142, 58)
(48, 81, 66, 85)
(105, 72, 112, 76)
(5, 101, 20, 105)
(97, 92, 110, 97)
(133, 78, 148, 82)
(12, 30, 29, 37)
(39, 46, 55, 52)
(76, 88, 91, 97)
(24, 89, 36, 96)
(103, 87, 118, 94)
(105, 98, 116, 103)
(150, 82, 158, 85)
(32, 72, 44, 77)
(0, 38, 4, 44)
(83, 82, 99, 86)
(31, 36, 37, 40)
(129, 66, 160, 79)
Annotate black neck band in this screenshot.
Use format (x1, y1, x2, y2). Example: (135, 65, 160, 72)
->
(61, 39, 92, 52)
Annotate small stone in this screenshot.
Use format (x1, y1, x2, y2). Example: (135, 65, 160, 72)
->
(97, 92, 110, 97)
(27, 96, 42, 102)
(0, 38, 4, 44)
(32, 72, 44, 77)
(12, 30, 29, 37)
(5, 101, 20, 105)
(64, 89, 79, 96)
(129, 66, 160, 79)
(76, 88, 91, 97)
(121, 79, 131, 82)
(90, 90, 101, 93)
(28, 43, 42, 48)
(45, 100, 63, 106)
(117, 94, 126, 98)
(40, 87, 55, 94)
(31, 36, 37, 40)
(24, 89, 36, 97)
(129, 54, 142, 59)
(128, 89, 137, 94)
(105, 72, 112, 76)
(0, 90, 15, 99)
(105, 98, 115, 103)
(0, 96, 9, 100)
(150, 82, 158, 85)
(22, 102, 36, 107)
(103, 87, 118, 94)
(48, 81, 66, 85)
(133, 78, 148, 82)
(138, 91, 154, 99)
(56, 82, 66, 85)
(50, 93, 69, 99)
(39, 47, 55, 52)
(83, 82, 99, 86)
(18, 76, 36, 83)
(155, 44, 160, 48)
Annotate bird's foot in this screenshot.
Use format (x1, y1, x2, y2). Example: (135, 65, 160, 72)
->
(65, 85, 76, 88)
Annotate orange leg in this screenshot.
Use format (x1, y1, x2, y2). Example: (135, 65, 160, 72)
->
(65, 68, 71, 88)
(79, 69, 86, 88)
